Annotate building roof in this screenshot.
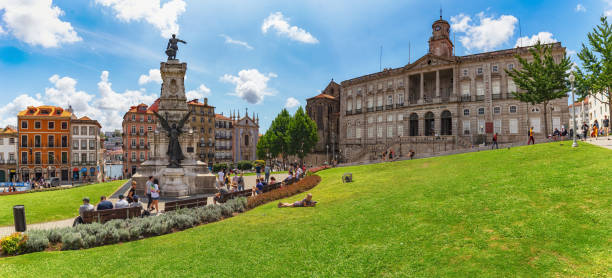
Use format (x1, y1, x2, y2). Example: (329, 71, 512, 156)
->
(125, 99, 159, 117)
(215, 113, 232, 121)
(0, 126, 17, 135)
(18, 106, 72, 118)
(307, 93, 336, 101)
(187, 98, 215, 108)
(71, 115, 102, 128)
(568, 96, 589, 108)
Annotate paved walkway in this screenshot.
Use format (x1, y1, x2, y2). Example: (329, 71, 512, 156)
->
(0, 173, 289, 237)
(585, 137, 612, 150)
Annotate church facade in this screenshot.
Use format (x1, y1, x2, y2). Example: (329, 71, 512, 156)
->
(307, 16, 569, 163)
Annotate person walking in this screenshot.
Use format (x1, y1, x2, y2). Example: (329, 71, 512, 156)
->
(492, 132, 499, 149)
(264, 164, 271, 183)
(150, 178, 160, 213)
(255, 163, 262, 180)
(603, 115, 609, 137)
(237, 172, 245, 191)
(581, 122, 589, 141)
(593, 120, 599, 139)
(145, 176, 154, 210)
(527, 127, 535, 145)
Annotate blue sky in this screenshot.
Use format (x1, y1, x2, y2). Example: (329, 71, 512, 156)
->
(0, 0, 610, 132)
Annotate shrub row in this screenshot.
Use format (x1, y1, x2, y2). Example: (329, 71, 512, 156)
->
(0, 198, 247, 255)
(247, 175, 322, 209)
(307, 165, 330, 175)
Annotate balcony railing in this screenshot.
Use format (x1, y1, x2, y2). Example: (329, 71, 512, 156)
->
(395, 103, 405, 108)
(367, 107, 374, 112)
(461, 95, 471, 102)
(7, 159, 16, 164)
(355, 108, 362, 114)
(376, 106, 383, 111)
(476, 95, 485, 101)
(131, 158, 137, 162)
(139, 157, 145, 162)
(345, 110, 353, 115)
(385, 104, 393, 110)
(492, 94, 501, 100)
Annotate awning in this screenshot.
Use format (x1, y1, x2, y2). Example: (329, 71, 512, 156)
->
(81, 168, 87, 173)
(73, 168, 79, 172)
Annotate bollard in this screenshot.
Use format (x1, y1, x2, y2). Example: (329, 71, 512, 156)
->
(13, 205, 26, 232)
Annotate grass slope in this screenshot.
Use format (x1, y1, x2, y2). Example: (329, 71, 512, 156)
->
(0, 180, 126, 226)
(1, 143, 611, 277)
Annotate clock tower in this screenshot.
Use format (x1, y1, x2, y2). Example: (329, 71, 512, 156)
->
(428, 15, 454, 57)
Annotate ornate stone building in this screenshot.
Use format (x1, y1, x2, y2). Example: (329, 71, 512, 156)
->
(232, 110, 259, 162)
(187, 98, 215, 165)
(305, 80, 340, 165)
(311, 16, 569, 163)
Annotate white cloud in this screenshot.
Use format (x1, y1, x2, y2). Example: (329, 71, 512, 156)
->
(515, 32, 557, 48)
(220, 34, 253, 50)
(261, 12, 318, 44)
(95, 0, 186, 37)
(575, 4, 586, 12)
(0, 0, 81, 48)
(0, 71, 158, 131)
(605, 0, 612, 16)
(284, 97, 300, 108)
(567, 49, 577, 56)
(220, 69, 277, 104)
(451, 12, 517, 52)
(186, 84, 211, 100)
(138, 69, 162, 85)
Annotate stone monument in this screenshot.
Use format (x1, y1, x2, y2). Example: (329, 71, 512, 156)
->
(133, 35, 216, 197)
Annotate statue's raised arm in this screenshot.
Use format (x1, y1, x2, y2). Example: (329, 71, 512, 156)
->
(153, 110, 170, 132)
(165, 34, 187, 60)
(177, 110, 192, 130)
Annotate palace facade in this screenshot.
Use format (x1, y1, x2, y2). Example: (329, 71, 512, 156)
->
(307, 16, 569, 163)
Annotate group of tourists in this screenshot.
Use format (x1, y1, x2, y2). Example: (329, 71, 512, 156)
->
(580, 116, 609, 140)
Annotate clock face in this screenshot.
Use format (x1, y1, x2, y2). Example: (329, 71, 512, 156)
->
(435, 25, 441, 31)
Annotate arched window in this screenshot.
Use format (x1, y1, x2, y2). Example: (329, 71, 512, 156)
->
(244, 134, 249, 146)
(424, 112, 435, 136)
(441, 110, 452, 135)
(409, 113, 419, 136)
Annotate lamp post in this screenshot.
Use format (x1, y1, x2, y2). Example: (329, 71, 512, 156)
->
(326, 144, 329, 165)
(398, 135, 402, 157)
(569, 72, 578, 148)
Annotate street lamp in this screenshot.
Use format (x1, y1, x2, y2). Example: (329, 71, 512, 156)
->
(569, 72, 578, 148)
(397, 135, 402, 157)
(326, 144, 329, 165)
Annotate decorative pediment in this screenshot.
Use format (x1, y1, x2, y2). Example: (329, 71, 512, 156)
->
(405, 54, 456, 71)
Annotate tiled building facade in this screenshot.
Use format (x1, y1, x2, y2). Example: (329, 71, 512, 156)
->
(70, 115, 103, 182)
(17, 106, 72, 181)
(309, 17, 569, 163)
(122, 101, 158, 177)
(214, 113, 233, 164)
(0, 127, 18, 182)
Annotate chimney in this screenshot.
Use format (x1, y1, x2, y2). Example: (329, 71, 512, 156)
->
(204, 98, 208, 105)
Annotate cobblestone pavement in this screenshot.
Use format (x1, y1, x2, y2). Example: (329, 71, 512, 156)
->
(0, 173, 289, 237)
(585, 136, 612, 150)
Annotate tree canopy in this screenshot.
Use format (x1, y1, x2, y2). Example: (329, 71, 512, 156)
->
(287, 107, 318, 161)
(506, 41, 572, 135)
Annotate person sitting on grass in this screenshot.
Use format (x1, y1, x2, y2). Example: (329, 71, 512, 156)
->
(73, 197, 94, 226)
(278, 193, 317, 208)
(213, 187, 229, 204)
(115, 194, 129, 209)
(97, 195, 114, 210)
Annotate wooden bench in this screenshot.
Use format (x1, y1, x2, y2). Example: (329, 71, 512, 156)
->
(164, 197, 208, 212)
(261, 182, 281, 193)
(82, 206, 142, 224)
(217, 189, 252, 203)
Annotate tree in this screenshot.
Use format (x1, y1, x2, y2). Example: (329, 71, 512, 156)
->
(506, 41, 572, 135)
(256, 132, 270, 161)
(267, 109, 292, 166)
(575, 16, 612, 120)
(288, 107, 318, 164)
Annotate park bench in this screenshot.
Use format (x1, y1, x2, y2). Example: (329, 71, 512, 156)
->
(262, 182, 281, 193)
(217, 189, 252, 203)
(164, 197, 208, 212)
(82, 206, 142, 224)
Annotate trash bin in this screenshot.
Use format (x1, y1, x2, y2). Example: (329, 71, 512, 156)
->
(13, 205, 26, 232)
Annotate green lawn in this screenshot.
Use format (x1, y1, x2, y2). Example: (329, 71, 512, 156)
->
(0, 180, 126, 226)
(1, 143, 611, 277)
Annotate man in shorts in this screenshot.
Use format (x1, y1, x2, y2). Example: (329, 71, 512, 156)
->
(278, 193, 317, 208)
(603, 115, 609, 137)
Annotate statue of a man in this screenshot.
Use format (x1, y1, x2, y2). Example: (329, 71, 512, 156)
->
(153, 110, 192, 168)
(165, 34, 187, 60)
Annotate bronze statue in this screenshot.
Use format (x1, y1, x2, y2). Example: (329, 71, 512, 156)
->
(153, 110, 192, 168)
(165, 34, 186, 60)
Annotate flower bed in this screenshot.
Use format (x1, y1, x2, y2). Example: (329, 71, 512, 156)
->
(0, 198, 247, 256)
(307, 165, 330, 174)
(247, 175, 321, 209)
